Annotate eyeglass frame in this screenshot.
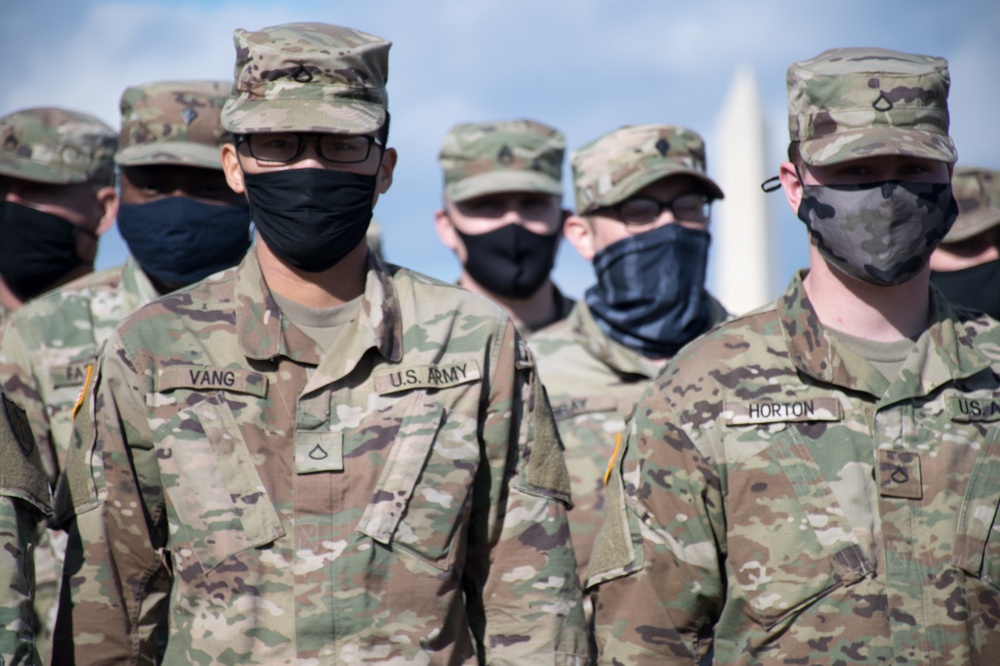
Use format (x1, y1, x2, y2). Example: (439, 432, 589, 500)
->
(233, 132, 384, 165)
(587, 192, 715, 227)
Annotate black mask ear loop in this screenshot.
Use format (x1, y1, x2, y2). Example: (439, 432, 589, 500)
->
(761, 162, 808, 193)
(760, 176, 782, 193)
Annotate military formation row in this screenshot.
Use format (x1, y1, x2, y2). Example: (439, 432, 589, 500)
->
(0, 19, 999, 666)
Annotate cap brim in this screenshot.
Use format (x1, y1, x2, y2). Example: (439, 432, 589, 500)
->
(221, 97, 385, 135)
(447, 170, 563, 203)
(0, 157, 87, 184)
(588, 166, 724, 211)
(116, 143, 223, 169)
(801, 127, 957, 167)
(942, 207, 1000, 243)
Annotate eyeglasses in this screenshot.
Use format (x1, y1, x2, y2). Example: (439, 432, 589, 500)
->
(596, 193, 713, 226)
(235, 133, 383, 164)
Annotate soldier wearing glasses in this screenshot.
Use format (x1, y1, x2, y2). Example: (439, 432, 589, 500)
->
(528, 124, 728, 649)
(54, 22, 587, 664)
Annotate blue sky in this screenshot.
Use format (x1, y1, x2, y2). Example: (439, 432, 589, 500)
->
(3, 0, 998, 305)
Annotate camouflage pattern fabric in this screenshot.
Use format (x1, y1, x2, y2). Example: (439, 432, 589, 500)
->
(117, 80, 232, 169)
(0, 390, 52, 666)
(787, 47, 957, 167)
(571, 124, 723, 215)
(55, 250, 588, 664)
(221, 23, 390, 135)
(0, 107, 116, 186)
(531, 298, 726, 647)
(0, 256, 158, 662)
(0, 256, 158, 483)
(943, 166, 1000, 243)
(589, 271, 1000, 664)
(438, 119, 565, 203)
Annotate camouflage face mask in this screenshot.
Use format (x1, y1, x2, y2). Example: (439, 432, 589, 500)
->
(797, 180, 958, 286)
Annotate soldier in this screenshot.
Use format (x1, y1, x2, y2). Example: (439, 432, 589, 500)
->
(930, 166, 1000, 318)
(0, 108, 117, 320)
(55, 22, 586, 664)
(0, 390, 52, 666)
(435, 119, 573, 335)
(589, 47, 1000, 664)
(528, 125, 728, 644)
(0, 81, 249, 660)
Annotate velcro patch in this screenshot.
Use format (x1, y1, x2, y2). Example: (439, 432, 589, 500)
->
(373, 361, 481, 395)
(877, 449, 922, 500)
(155, 366, 268, 397)
(2, 393, 35, 458)
(50, 360, 94, 389)
(552, 395, 618, 420)
(947, 396, 1000, 422)
(295, 431, 344, 474)
(723, 397, 841, 426)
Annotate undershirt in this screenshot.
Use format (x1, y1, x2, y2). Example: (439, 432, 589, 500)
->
(271, 291, 363, 351)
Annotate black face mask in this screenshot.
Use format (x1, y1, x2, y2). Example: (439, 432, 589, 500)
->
(455, 223, 560, 299)
(931, 258, 1000, 320)
(117, 198, 252, 289)
(243, 168, 377, 272)
(0, 201, 85, 301)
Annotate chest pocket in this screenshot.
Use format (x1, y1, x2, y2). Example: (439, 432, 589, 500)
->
(356, 394, 479, 571)
(952, 420, 1000, 589)
(726, 425, 873, 628)
(154, 391, 284, 572)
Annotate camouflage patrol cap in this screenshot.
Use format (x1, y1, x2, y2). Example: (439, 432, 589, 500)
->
(438, 119, 564, 202)
(571, 124, 724, 214)
(0, 107, 117, 185)
(117, 80, 232, 169)
(942, 167, 1000, 243)
(221, 22, 389, 135)
(787, 47, 957, 167)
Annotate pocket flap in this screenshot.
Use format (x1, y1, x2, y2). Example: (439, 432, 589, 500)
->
(356, 402, 446, 545)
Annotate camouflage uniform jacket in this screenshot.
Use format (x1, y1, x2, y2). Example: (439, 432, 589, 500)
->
(530, 296, 728, 581)
(56, 250, 587, 665)
(0, 391, 52, 666)
(588, 270, 1000, 665)
(0, 256, 158, 482)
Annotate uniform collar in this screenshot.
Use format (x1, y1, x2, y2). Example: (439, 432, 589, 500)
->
(779, 269, 993, 399)
(235, 249, 403, 371)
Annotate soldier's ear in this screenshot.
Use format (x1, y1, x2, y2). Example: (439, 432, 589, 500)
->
(376, 147, 396, 196)
(563, 214, 597, 261)
(779, 160, 803, 214)
(95, 185, 118, 236)
(434, 207, 462, 254)
(221, 143, 246, 195)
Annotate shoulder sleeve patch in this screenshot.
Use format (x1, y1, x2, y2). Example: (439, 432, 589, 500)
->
(723, 397, 842, 425)
(0, 392, 52, 515)
(373, 361, 481, 395)
(522, 380, 572, 504)
(155, 365, 268, 397)
(586, 432, 643, 588)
